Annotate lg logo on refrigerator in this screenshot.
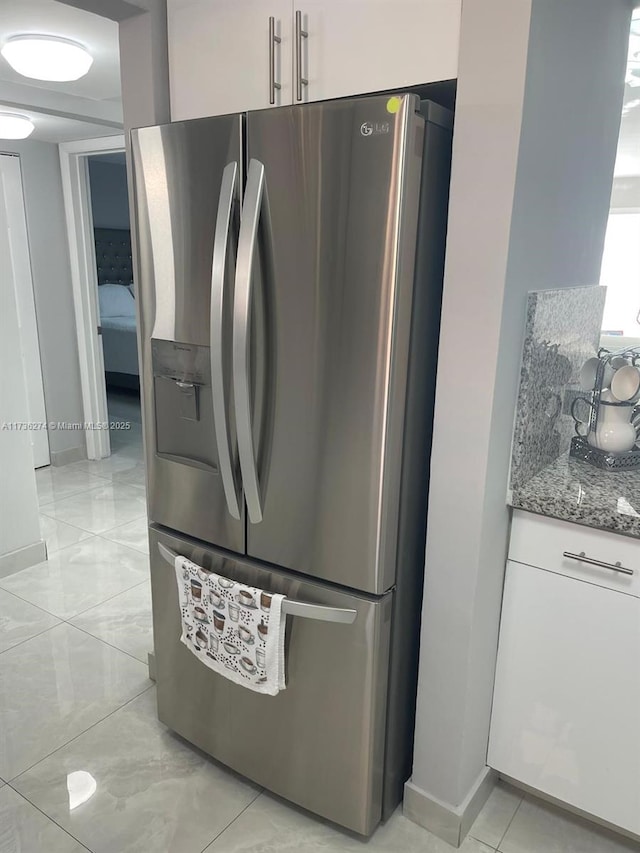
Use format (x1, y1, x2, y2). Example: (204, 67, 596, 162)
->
(360, 121, 390, 137)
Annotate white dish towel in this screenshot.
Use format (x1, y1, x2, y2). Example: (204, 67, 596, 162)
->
(174, 555, 287, 696)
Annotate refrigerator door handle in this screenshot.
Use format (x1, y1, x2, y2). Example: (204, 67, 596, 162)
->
(233, 158, 265, 525)
(210, 161, 241, 520)
(158, 543, 357, 624)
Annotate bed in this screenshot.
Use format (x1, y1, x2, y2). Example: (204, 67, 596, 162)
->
(95, 228, 139, 389)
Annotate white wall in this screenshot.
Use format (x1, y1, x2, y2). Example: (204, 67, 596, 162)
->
(1, 140, 85, 463)
(405, 2, 534, 832)
(0, 170, 45, 574)
(117, 0, 171, 131)
(88, 159, 130, 228)
(407, 0, 632, 839)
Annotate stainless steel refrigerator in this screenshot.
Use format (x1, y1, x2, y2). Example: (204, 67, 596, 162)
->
(131, 93, 452, 836)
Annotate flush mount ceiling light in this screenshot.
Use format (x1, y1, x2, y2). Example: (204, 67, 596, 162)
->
(0, 113, 34, 139)
(1, 35, 93, 82)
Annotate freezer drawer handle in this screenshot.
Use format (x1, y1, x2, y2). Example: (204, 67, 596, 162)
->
(563, 551, 634, 576)
(158, 543, 357, 624)
(210, 161, 242, 520)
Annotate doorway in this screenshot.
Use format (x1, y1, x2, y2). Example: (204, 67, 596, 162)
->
(59, 134, 128, 461)
(87, 151, 141, 455)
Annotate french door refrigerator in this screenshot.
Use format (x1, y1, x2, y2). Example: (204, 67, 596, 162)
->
(131, 93, 452, 836)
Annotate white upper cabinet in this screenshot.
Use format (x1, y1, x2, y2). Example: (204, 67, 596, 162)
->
(168, 0, 461, 120)
(294, 0, 461, 105)
(168, 0, 293, 120)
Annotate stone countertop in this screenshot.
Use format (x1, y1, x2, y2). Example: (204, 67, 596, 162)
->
(510, 453, 640, 539)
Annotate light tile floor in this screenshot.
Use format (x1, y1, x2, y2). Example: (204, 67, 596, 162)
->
(1, 423, 638, 851)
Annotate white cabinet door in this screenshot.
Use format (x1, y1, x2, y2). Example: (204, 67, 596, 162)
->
(293, 0, 461, 104)
(510, 511, 639, 598)
(168, 0, 293, 120)
(488, 562, 640, 835)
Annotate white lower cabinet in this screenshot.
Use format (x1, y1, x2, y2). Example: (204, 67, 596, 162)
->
(488, 559, 640, 836)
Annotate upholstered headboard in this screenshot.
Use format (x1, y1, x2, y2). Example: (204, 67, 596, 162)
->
(94, 227, 134, 286)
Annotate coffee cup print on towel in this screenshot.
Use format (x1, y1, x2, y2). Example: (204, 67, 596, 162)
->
(257, 621, 268, 642)
(228, 602, 240, 622)
(255, 648, 266, 668)
(190, 579, 203, 601)
(213, 611, 226, 635)
(209, 590, 224, 609)
(193, 605, 208, 623)
(238, 589, 255, 608)
(195, 628, 207, 650)
(238, 625, 254, 644)
(240, 656, 256, 674)
(260, 592, 273, 611)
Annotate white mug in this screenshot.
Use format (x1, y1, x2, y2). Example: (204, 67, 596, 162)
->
(610, 356, 630, 371)
(611, 365, 640, 403)
(579, 357, 614, 392)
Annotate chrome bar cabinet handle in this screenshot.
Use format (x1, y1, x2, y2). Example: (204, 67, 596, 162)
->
(563, 551, 634, 576)
(210, 162, 241, 520)
(295, 10, 308, 101)
(268, 17, 281, 105)
(233, 158, 265, 524)
(158, 543, 357, 624)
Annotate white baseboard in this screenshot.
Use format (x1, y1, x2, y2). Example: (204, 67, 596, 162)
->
(404, 766, 496, 848)
(50, 445, 86, 466)
(0, 539, 47, 579)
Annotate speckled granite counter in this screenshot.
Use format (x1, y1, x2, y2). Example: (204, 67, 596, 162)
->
(511, 453, 640, 539)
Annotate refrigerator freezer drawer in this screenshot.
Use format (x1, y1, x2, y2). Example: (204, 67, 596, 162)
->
(149, 525, 393, 836)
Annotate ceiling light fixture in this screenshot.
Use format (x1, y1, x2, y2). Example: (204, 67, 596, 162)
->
(0, 113, 35, 139)
(1, 35, 93, 82)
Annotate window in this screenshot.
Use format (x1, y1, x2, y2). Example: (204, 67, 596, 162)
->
(599, 211, 640, 341)
(599, 8, 640, 348)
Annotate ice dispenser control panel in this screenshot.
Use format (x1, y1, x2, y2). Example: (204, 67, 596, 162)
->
(151, 339, 218, 471)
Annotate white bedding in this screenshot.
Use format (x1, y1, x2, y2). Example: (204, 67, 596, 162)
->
(101, 315, 136, 333)
(98, 284, 138, 376)
(99, 283, 135, 319)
